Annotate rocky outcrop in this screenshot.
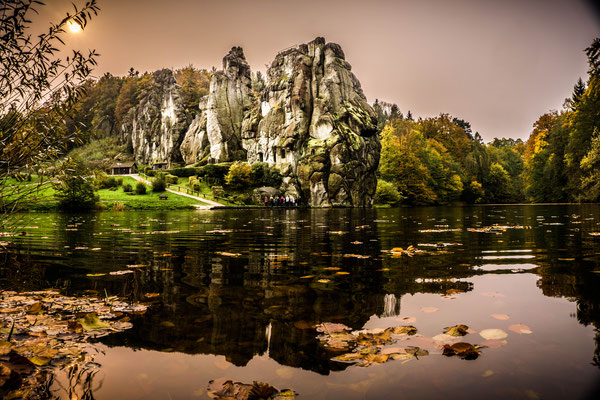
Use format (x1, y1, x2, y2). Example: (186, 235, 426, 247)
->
(120, 69, 189, 164)
(123, 38, 380, 206)
(241, 37, 380, 206)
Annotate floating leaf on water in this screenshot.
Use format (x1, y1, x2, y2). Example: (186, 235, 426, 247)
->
(332, 353, 362, 363)
(335, 271, 350, 275)
(27, 356, 51, 366)
(432, 333, 460, 345)
(26, 302, 46, 315)
(491, 314, 510, 320)
(508, 324, 532, 334)
(126, 264, 147, 269)
(479, 329, 508, 340)
(144, 293, 160, 298)
(405, 346, 429, 358)
(317, 279, 330, 283)
(442, 342, 481, 359)
(358, 353, 389, 367)
(482, 370, 494, 377)
(299, 275, 314, 279)
(323, 267, 341, 271)
(86, 273, 106, 277)
(109, 270, 134, 276)
(160, 321, 175, 328)
(420, 307, 439, 313)
(444, 324, 469, 337)
(316, 322, 351, 334)
(78, 313, 110, 331)
(387, 325, 417, 335)
(215, 251, 242, 257)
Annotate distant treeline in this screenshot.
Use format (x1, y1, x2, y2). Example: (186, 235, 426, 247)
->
(374, 38, 600, 205)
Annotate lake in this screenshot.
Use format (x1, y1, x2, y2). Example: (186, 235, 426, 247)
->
(2, 205, 600, 399)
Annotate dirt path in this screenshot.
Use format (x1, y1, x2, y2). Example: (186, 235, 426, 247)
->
(129, 174, 225, 208)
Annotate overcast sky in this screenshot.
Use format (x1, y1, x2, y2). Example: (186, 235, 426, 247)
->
(37, 0, 600, 141)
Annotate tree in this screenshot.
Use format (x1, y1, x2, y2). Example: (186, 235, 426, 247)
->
(580, 129, 600, 201)
(225, 161, 252, 188)
(568, 78, 586, 110)
(1, 0, 100, 217)
(53, 161, 99, 211)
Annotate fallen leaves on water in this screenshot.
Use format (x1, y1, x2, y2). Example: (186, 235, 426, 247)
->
(389, 245, 420, 257)
(317, 279, 331, 284)
(491, 314, 510, 320)
(215, 251, 242, 257)
(442, 342, 482, 360)
(144, 293, 161, 299)
(299, 275, 314, 279)
(207, 378, 296, 400)
(508, 324, 533, 334)
(86, 273, 106, 277)
(109, 270, 134, 276)
(444, 324, 469, 337)
(0, 290, 148, 396)
(317, 323, 422, 367)
(479, 329, 508, 340)
(418, 228, 461, 233)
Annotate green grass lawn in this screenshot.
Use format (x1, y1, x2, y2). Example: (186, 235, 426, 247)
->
(2, 176, 200, 211)
(157, 175, 251, 206)
(97, 176, 199, 210)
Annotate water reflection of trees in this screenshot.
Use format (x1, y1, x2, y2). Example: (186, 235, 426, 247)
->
(3, 207, 600, 374)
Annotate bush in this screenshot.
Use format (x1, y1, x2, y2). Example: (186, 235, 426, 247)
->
(250, 162, 282, 187)
(196, 163, 230, 185)
(135, 182, 147, 195)
(111, 202, 126, 211)
(374, 180, 403, 205)
(192, 182, 201, 192)
(165, 174, 178, 184)
(168, 167, 198, 177)
(123, 183, 133, 192)
(152, 174, 166, 192)
(145, 169, 156, 177)
(96, 174, 121, 189)
(225, 162, 252, 188)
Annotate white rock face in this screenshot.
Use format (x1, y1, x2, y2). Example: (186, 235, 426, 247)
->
(120, 69, 188, 164)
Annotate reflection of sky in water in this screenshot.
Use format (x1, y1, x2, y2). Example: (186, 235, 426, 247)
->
(3, 204, 600, 399)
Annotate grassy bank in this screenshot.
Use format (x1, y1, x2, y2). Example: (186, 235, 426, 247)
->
(4, 176, 200, 211)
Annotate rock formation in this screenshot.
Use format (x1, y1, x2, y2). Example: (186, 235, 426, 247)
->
(120, 69, 189, 164)
(123, 38, 380, 206)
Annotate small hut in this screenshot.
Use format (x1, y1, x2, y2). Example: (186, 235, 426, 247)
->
(109, 162, 137, 175)
(152, 162, 168, 170)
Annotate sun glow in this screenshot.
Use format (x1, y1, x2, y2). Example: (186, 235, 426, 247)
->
(67, 21, 82, 33)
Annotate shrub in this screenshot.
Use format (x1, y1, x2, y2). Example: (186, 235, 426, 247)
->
(116, 177, 123, 186)
(96, 174, 121, 189)
(145, 169, 156, 177)
(374, 180, 403, 205)
(135, 181, 147, 195)
(192, 182, 201, 192)
(250, 162, 282, 187)
(54, 175, 99, 211)
(123, 183, 133, 192)
(152, 174, 166, 192)
(225, 162, 252, 188)
(165, 174, 178, 184)
(196, 163, 230, 184)
(169, 167, 198, 177)
(111, 202, 126, 211)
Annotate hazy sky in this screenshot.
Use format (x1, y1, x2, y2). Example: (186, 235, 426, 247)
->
(37, 0, 600, 141)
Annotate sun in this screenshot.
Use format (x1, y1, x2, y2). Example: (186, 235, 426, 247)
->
(67, 21, 82, 33)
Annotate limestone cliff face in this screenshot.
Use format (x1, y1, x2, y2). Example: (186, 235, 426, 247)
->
(120, 69, 188, 164)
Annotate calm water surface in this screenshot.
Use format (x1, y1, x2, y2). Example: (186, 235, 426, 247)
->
(2, 205, 600, 399)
